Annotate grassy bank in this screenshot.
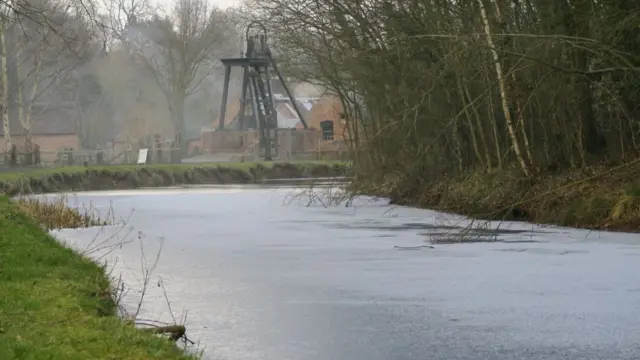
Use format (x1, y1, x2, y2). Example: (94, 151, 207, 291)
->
(0, 161, 349, 196)
(0, 161, 348, 359)
(361, 162, 640, 232)
(0, 196, 192, 359)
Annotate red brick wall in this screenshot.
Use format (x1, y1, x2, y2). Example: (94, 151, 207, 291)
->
(277, 129, 319, 156)
(0, 134, 81, 164)
(201, 129, 259, 153)
(0, 134, 81, 152)
(295, 95, 349, 151)
(297, 95, 346, 139)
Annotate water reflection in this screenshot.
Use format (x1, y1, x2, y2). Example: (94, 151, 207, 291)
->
(48, 186, 640, 360)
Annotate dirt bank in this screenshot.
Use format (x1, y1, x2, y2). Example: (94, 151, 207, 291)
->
(0, 162, 349, 196)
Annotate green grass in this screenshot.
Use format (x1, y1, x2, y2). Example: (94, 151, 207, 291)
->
(0, 160, 345, 182)
(0, 161, 350, 358)
(0, 161, 351, 196)
(0, 196, 193, 360)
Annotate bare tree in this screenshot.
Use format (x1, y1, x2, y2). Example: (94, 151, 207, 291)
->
(254, 0, 640, 187)
(12, 4, 91, 152)
(119, 0, 237, 153)
(476, 0, 529, 176)
(0, 0, 102, 157)
(89, 48, 174, 149)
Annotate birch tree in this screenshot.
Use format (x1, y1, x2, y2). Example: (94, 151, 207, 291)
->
(1, 14, 9, 153)
(15, 27, 46, 152)
(11, 1, 96, 153)
(476, 0, 530, 176)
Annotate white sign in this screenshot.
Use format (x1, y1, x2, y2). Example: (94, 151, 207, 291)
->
(137, 148, 149, 164)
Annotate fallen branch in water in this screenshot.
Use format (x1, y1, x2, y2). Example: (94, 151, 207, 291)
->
(394, 245, 435, 250)
(282, 176, 356, 208)
(103, 233, 197, 348)
(140, 324, 188, 342)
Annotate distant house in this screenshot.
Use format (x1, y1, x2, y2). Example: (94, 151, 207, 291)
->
(0, 102, 81, 154)
(296, 94, 348, 150)
(205, 81, 349, 155)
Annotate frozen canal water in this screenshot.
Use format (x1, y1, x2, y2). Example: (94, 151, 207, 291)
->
(48, 185, 640, 360)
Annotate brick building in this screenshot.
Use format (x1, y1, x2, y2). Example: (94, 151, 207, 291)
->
(296, 94, 348, 151)
(0, 103, 81, 163)
(205, 82, 349, 156)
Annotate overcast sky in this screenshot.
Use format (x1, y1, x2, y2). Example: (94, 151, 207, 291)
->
(152, 0, 242, 10)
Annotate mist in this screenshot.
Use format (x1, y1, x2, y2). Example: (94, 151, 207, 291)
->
(0, 0, 247, 158)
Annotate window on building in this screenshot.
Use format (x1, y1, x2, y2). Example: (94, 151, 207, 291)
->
(320, 120, 334, 141)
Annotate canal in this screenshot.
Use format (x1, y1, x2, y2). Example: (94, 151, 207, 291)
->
(48, 185, 640, 360)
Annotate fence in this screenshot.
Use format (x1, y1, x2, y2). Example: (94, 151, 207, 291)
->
(0, 149, 115, 168)
(0, 146, 183, 169)
(0, 146, 353, 172)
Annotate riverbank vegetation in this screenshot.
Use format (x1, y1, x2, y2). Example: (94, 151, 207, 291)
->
(14, 195, 111, 230)
(257, 0, 640, 231)
(0, 162, 348, 196)
(367, 163, 640, 231)
(0, 196, 193, 359)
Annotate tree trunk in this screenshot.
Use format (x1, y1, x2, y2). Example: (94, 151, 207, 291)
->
(490, 0, 534, 167)
(456, 75, 484, 168)
(483, 58, 502, 169)
(21, 32, 44, 153)
(573, 29, 602, 157)
(172, 94, 187, 157)
(463, 84, 492, 170)
(477, 0, 530, 176)
(0, 21, 10, 153)
(16, 35, 24, 147)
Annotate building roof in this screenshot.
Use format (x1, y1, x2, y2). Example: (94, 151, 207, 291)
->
(215, 96, 317, 130)
(213, 79, 326, 131)
(276, 102, 296, 119)
(275, 100, 306, 128)
(0, 103, 78, 136)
